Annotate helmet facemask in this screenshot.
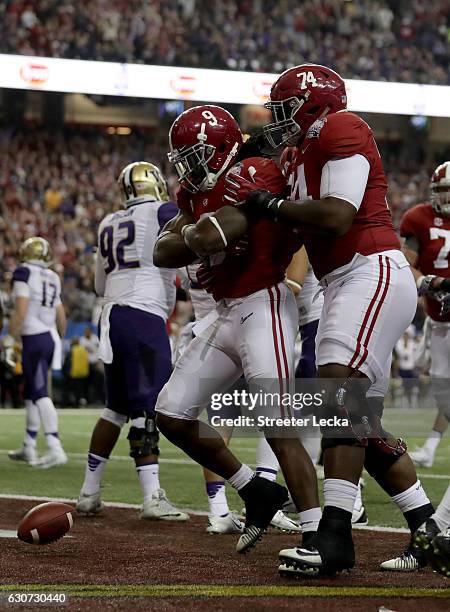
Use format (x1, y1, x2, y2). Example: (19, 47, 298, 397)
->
(263, 96, 305, 148)
(431, 185, 450, 217)
(168, 141, 216, 193)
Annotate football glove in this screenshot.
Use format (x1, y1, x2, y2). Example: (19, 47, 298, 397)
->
(2, 335, 17, 369)
(417, 275, 450, 295)
(417, 275, 450, 316)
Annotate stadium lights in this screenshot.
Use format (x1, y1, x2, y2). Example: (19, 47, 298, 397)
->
(2, 53, 450, 118)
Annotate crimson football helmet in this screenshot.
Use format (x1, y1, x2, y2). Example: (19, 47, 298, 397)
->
(431, 162, 450, 216)
(168, 105, 243, 193)
(264, 64, 347, 148)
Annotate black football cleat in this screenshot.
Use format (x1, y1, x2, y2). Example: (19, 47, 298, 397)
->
(412, 517, 440, 554)
(236, 475, 288, 554)
(428, 528, 450, 578)
(279, 507, 355, 577)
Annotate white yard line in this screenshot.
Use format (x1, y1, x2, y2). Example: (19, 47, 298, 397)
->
(0, 493, 208, 516)
(1, 450, 448, 479)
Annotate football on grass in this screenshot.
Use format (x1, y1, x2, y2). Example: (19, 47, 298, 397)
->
(17, 502, 74, 545)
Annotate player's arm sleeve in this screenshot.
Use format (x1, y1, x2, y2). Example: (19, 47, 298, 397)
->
(320, 154, 370, 210)
(12, 281, 30, 299)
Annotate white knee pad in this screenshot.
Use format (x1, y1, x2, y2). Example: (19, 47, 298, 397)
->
(101, 408, 127, 428)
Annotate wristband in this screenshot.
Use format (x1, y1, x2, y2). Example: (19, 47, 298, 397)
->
(416, 275, 425, 290)
(181, 224, 195, 239)
(285, 278, 302, 293)
(208, 216, 228, 248)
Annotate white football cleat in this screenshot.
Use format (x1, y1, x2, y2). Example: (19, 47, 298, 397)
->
(30, 449, 68, 469)
(206, 513, 244, 534)
(409, 447, 433, 468)
(351, 505, 368, 526)
(379, 549, 424, 571)
(140, 489, 189, 521)
(271, 510, 302, 533)
(278, 546, 323, 576)
(76, 491, 104, 516)
(8, 445, 38, 464)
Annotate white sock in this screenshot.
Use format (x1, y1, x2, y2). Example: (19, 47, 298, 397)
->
(228, 464, 254, 491)
(131, 416, 146, 429)
(255, 437, 278, 481)
(354, 478, 363, 512)
(24, 399, 39, 447)
(206, 481, 229, 517)
(433, 485, 450, 532)
(45, 433, 63, 452)
(137, 462, 160, 503)
(36, 396, 60, 444)
(423, 432, 442, 457)
(323, 478, 358, 514)
(391, 480, 431, 514)
(299, 507, 322, 533)
(81, 452, 108, 496)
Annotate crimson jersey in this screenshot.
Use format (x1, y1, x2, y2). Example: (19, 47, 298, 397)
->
(177, 157, 301, 300)
(283, 111, 400, 279)
(400, 202, 450, 322)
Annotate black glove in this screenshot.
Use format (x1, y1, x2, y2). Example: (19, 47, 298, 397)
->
(245, 189, 285, 221)
(418, 275, 450, 295)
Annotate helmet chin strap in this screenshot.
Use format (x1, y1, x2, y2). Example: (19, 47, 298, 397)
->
(199, 142, 241, 192)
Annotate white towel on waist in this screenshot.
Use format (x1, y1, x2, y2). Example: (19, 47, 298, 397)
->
(98, 302, 114, 364)
(50, 327, 62, 370)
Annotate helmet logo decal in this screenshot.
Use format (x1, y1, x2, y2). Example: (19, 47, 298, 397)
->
(297, 71, 318, 89)
(307, 117, 327, 140)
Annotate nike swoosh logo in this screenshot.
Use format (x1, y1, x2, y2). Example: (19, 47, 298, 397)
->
(240, 312, 254, 325)
(301, 144, 310, 154)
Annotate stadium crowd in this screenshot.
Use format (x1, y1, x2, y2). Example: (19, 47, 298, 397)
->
(1, 0, 450, 84)
(0, 126, 432, 325)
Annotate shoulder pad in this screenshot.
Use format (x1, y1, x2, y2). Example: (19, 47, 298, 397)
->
(12, 266, 30, 284)
(157, 201, 178, 230)
(229, 157, 286, 194)
(399, 203, 430, 237)
(317, 112, 370, 158)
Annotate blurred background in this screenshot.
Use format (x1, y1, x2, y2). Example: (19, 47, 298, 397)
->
(0, 0, 449, 407)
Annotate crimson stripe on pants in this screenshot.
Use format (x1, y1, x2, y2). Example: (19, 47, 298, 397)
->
(353, 256, 391, 371)
(268, 287, 285, 418)
(348, 255, 385, 370)
(275, 284, 292, 417)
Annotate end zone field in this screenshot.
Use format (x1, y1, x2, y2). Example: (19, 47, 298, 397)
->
(0, 408, 449, 610)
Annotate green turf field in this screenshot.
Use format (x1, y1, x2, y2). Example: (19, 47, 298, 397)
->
(0, 408, 448, 527)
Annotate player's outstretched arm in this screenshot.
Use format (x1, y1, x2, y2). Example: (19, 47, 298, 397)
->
(248, 192, 356, 236)
(153, 210, 199, 268)
(56, 304, 67, 339)
(285, 246, 309, 296)
(182, 206, 248, 257)
(9, 296, 29, 339)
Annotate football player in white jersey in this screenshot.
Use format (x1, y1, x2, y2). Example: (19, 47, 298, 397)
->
(8, 237, 68, 468)
(76, 161, 188, 522)
(178, 264, 300, 535)
(285, 247, 368, 528)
